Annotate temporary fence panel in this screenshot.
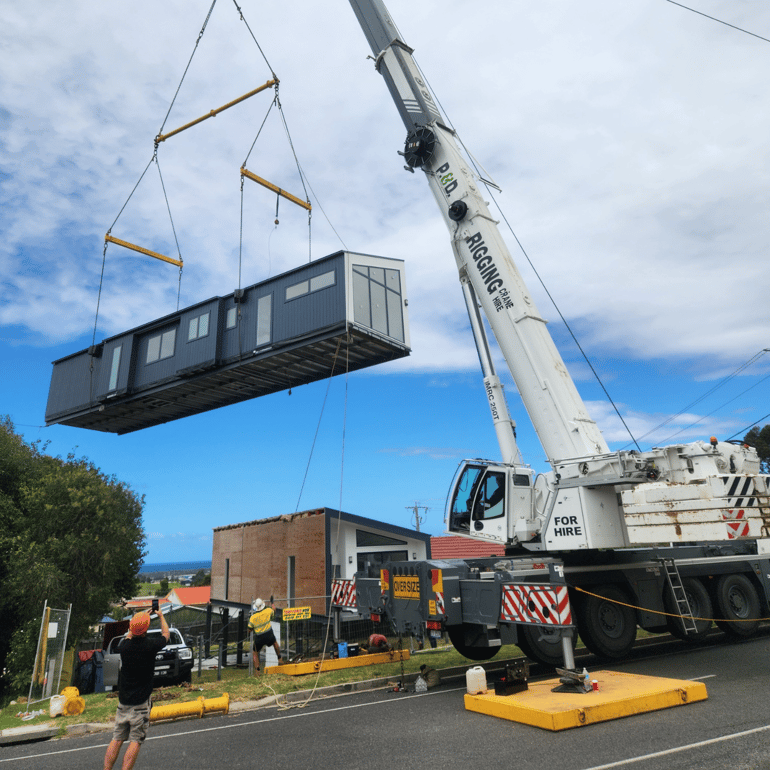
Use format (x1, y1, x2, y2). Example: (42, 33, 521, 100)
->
(28, 601, 72, 705)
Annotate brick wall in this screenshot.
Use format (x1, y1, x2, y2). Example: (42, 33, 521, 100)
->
(212, 512, 328, 615)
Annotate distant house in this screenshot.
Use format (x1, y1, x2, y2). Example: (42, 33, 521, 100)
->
(165, 586, 211, 609)
(212, 507, 432, 616)
(430, 535, 504, 560)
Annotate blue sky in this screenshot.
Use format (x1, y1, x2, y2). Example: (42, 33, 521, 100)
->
(2, 1, 770, 562)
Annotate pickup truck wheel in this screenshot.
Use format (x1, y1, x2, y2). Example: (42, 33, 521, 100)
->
(516, 624, 576, 669)
(714, 573, 760, 638)
(446, 624, 499, 661)
(577, 586, 637, 660)
(664, 577, 712, 642)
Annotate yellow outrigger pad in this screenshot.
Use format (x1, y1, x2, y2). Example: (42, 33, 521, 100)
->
(265, 649, 410, 676)
(464, 670, 707, 731)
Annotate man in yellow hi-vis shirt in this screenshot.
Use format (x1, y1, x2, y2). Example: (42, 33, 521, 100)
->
(248, 598, 282, 674)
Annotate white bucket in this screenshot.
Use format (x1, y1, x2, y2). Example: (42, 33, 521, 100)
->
(466, 665, 487, 694)
(49, 694, 65, 717)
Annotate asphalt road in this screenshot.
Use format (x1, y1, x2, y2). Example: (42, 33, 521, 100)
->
(3, 633, 770, 770)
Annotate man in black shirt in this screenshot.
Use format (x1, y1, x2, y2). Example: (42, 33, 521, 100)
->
(103, 609, 169, 770)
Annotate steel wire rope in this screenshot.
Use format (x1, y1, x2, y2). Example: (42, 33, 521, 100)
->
(273, 342, 350, 711)
(665, 1, 770, 45)
(294, 340, 344, 514)
(230, 0, 278, 79)
(156, 0, 218, 141)
(413, 58, 640, 450)
(153, 155, 185, 310)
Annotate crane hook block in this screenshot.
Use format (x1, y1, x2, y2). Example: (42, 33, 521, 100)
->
(403, 128, 435, 169)
(105, 234, 183, 268)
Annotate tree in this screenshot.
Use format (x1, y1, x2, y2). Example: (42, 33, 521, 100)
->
(192, 569, 211, 587)
(744, 425, 770, 474)
(155, 578, 169, 598)
(0, 417, 146, 695)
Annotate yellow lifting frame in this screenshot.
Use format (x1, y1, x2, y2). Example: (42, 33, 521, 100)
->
(105, 234, 183, 268)
(241, 167, 312, 212)
(155, 79, 278, 143)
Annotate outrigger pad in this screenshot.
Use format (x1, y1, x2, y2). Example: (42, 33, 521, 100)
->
(46, 251, 410, 434)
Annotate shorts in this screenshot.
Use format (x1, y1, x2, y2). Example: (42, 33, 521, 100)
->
(252, 628, 276, 650)
(112, 698, 152, 744)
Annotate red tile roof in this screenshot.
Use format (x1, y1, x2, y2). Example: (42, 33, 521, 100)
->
(430, 536, 504, 560)
(125, 597, 170, 610)
(167, 586, 211, 606)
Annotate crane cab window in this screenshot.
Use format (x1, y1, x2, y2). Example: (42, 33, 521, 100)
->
(473, 472, 505, 521)
(448, 465, 506, 531)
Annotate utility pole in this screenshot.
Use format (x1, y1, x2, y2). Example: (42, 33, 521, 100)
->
(406, 503, 429, 532)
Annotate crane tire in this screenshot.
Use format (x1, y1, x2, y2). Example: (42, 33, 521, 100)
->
(576, 585, 637, 660)
(664, 577, 713, 642)
(446, 624, 499, 661)
(713, 573, 760, 638)
(516, 624, 576, 669)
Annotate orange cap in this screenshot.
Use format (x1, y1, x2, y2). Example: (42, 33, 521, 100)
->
(129, 612, 151, 636)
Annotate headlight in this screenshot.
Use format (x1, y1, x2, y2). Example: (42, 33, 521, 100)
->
(178, 648, 193, 660)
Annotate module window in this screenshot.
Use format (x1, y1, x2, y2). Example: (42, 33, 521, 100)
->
(188, 312, 210, 341)
(285, 270, 335, 302)
(146, 329, 176, 364)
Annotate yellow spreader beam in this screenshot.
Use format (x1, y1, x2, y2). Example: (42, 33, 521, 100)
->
(105, 234, 183, 268)
(464, 670, 707, 731)
(265, 649, 409, 676)
(155, 80, 278, 143)
(241, 167, 312, 211)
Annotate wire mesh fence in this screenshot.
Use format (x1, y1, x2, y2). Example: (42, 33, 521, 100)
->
(28, 602, 72, 705)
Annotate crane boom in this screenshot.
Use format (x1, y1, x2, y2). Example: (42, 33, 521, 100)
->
(348, 0, 608, 465)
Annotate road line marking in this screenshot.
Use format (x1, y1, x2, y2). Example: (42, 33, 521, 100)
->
(581, 723, 770, 770)
(0, 687, 466, 764)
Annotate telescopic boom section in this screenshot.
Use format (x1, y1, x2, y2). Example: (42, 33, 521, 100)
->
(348, 0, 608, 464)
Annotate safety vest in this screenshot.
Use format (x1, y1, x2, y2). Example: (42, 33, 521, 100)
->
(249, 607, 273, 635)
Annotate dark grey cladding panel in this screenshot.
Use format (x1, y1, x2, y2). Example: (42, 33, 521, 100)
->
(45, 350, 95, 421)
(45, 251, 409, 433)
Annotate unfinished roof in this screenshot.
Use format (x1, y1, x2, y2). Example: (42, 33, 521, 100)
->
(45, 251, 410, 434)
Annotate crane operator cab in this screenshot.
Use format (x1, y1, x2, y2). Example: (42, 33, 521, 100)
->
(447, 461, 537, 547)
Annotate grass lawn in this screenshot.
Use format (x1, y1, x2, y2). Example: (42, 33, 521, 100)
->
(0, 644, 525, 735)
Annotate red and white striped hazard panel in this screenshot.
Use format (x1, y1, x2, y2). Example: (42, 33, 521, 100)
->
(721, 475, 758, 539)
(500, 584, 572, 626)
(331, 578, 357, 608)
(723, 509, 750, 539)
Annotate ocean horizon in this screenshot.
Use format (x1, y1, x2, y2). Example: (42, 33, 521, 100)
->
(139, 559, 211, 575)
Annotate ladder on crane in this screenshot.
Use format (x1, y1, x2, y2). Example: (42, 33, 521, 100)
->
(661, 559, 698, 635)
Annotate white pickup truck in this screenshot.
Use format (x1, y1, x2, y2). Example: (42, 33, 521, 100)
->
(103, 627, 194, 689)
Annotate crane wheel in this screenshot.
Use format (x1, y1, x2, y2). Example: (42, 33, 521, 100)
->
(713, 573, 760, 638)
(446, 624, 499, 661)
(576, 585, 637, 660)
(515, 624, 576, 669)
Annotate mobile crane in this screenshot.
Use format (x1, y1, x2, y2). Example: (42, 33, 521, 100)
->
(332, 0, 770, 667)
